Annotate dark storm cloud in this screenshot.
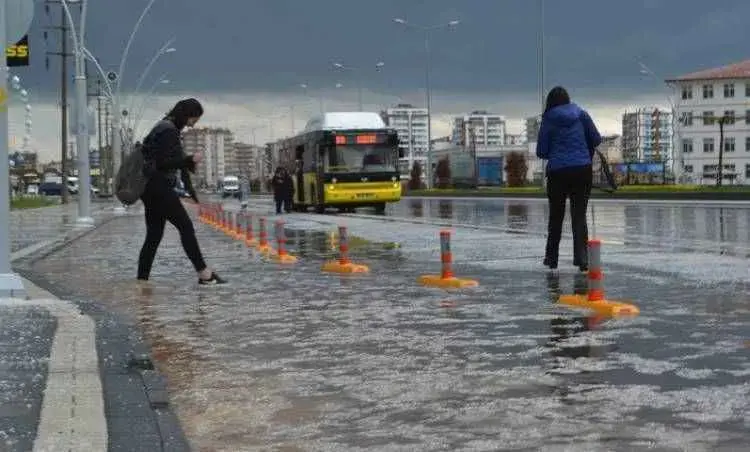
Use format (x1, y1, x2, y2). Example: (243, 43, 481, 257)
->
(13, 0, 750, 101)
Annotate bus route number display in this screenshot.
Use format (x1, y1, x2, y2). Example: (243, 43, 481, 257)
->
(6, 35, 30, 67)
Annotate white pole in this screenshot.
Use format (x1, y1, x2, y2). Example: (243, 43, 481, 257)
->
(111, 0, 158, 213)
(0, 0, 25, 296)
(62, 0, 94, 226)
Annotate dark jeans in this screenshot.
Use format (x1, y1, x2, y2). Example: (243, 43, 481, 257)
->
(275, 197, 292, 214)
(544, 165, 592, 267)
(137, 178, 207, 279)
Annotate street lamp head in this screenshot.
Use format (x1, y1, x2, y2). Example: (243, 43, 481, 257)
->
(333, 62, 345, 69)
(165, 47, 176, 53)
(160, 79, 170, 84)
(300, 83, 308, 89)
(448, 20, 460, 26)
(376, 61, 385, 68)
(393, 18, 406, 24)
(335, 83, 343, 88)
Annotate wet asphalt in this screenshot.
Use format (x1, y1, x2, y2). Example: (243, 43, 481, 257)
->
(30, 196, 750, 451)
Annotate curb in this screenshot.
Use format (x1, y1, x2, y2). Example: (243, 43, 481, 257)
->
(12, 215, 192, 452)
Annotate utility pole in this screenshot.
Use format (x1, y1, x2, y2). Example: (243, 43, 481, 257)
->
(44, 0, 77, 204)
(86, 66, 104, 194)
(717, 114, 729, 187)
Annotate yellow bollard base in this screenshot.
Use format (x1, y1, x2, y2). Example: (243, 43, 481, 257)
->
(558, 294, 640, 316)
(270, 253, 298, 264)
(245, 238, 258, 247)
(257, 244, 275, 255)
(321, 260, 370, 274)
(417, 274, 479, 289)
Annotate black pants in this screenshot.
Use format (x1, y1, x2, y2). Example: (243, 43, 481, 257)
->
(275, 196, 292, 214)
(545, 165, 592, 267)
(137, 179, 207, 279)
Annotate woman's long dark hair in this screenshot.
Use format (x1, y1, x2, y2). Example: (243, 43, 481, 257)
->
(165, 98, 204, 130)
(544, 86, 571, 114)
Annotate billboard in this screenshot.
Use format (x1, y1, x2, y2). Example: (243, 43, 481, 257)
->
(6, 35, 29, 67)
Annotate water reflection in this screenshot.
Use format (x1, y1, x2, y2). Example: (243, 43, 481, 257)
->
(437, 200, 453, 219)
(506, 203, 529, 229)
(544, 273, 613, 360)
(409, 199, 423, 217)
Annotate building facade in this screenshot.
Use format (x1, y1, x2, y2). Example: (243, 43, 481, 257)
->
(667, 60, 750, 184)
(233, 142, 265, 182)
(525, 116, 541, 143)
(621, 108, 673, 163)
(383, 104, 429, 175)
(451, 111, 506, 147)
(182, 127, 235, 189)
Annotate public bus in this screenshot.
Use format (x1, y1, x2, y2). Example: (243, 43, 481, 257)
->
(272, 112, 403, 213)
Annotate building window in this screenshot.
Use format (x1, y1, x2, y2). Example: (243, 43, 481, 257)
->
(680, 111, 693, 126)
(724, 110, 736, 125)
(746, 83, 750, 97)
(746, 164, 750, 178)
(681, 138, 694, 153)
(684, 165, 693, 173)
(746, 136, 750, 151)
(703, 111, 714, 125)
(702, 84, 714, 98)
(703, 138, 715, 152)
(681, 86, 693, 99)
(724, 137, 736, 152)
(746, 109, 750, 124)
(723, 83, 735, 98)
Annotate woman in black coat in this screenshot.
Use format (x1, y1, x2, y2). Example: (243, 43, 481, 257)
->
(137, 98, 226, 285)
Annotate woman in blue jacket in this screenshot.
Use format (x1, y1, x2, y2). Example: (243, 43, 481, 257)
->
(536, 86, 601, 272)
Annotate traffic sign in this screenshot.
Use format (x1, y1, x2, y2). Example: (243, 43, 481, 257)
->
(5, 0, 35, 45)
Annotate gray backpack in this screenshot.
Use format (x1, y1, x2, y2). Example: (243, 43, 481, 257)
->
(114, 143, 147, 205)
(114, 120, 176, 205)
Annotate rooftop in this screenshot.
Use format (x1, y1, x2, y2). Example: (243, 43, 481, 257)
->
(304, 112, 387, 132)
(666, 59, 750, 82)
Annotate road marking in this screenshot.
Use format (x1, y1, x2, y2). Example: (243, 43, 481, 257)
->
(0, 291, 107, 451)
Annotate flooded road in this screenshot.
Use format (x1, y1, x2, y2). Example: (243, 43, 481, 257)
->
(33, 198, 750, 451)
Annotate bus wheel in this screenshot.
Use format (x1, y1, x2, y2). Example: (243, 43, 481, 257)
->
(374, 203, 386, 214)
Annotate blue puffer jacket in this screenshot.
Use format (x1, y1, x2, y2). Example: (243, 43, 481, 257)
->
(535, 103, 601, 172)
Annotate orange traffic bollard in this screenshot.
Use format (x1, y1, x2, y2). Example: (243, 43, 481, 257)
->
(418, 230, 478, 289)
(244, 213, 257, 246)
(270, 220, 297, 263)
(559, 239, 639, 316)
(322, 226, 369, 273)
(256, 217, 273, 255)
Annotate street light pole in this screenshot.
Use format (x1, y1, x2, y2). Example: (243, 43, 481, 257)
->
(111, 0, 159, 213)
(717, 114, 729, 187)
(393, 18, 459, 189)
(333, 62, 385, 112)
(62, 0, 94, 226)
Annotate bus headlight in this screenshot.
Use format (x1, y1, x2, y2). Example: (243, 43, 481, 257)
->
(332, 178, 337, 184)
(391, 176, 397, 182)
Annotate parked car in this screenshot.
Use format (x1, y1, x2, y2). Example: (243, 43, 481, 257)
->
(39, 182, 63, 196)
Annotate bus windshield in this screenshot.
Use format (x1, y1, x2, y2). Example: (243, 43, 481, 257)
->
(326, 144, 397, 173)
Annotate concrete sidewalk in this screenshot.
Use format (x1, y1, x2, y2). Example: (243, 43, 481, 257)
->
(5, 205, 190, 452)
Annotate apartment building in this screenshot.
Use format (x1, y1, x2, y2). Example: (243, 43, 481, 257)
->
(451, 111, 506, 148)
(182, 127, 235, 188)
(383, 104, 429, 174)
(666, 59, 750, 184)
(621, 108, 673, 163)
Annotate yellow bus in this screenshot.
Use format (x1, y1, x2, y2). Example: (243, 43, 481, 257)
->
(273, 112, 403, 213)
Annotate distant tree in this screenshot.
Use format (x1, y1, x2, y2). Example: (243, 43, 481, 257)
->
(408, 162, 424, 190)
(504, 152, 528, 187)
(435, 157, 452, 189)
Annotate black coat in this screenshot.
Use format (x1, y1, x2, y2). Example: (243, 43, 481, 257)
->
(272, 174, 293, 199)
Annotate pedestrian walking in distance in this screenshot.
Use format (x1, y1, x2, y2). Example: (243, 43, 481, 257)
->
(536, 86, 602, 272)
(137, 98, 227, 285)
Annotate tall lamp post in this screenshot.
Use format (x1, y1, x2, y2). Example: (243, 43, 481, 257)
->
(332, 61, 385, 111)
(131, 76, 170, 135)
(715, 113, 731, 187)
(61, 0, 94, 226)
(639, 62, 679, 182)
(109, 0, 159, 213)
(393, 17, 459, 189)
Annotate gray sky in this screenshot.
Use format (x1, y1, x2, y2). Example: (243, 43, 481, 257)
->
(7, 0, 750, 161)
